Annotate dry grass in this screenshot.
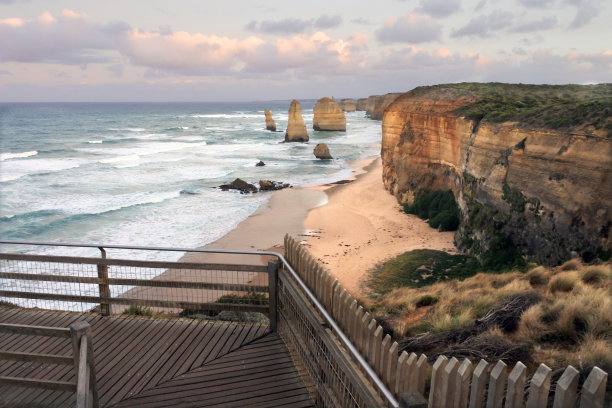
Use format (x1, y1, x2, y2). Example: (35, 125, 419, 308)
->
(369, 261, 612, 372)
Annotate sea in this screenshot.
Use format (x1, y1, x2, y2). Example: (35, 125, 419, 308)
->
(0, 101, 381, 261)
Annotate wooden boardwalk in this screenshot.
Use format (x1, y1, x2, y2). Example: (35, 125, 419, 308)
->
(0, 308, 314, 408)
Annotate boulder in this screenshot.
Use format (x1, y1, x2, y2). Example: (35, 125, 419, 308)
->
(340, 98, 356, 112)
(264, 109, 276, 131)
(284, 100, 309, 142)
(255, 160, 265, 167)
(219, 178, 257, 194)
(313, 97, 346, 131)
(259, 180, 291, 191)
(313, 143, 333, 160)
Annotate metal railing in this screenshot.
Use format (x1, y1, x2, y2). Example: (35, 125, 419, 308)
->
(0, 240, 398, 408)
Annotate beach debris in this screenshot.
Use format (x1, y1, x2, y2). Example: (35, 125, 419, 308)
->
(255, 160, 266, 167)
(264, 109, 276, 131)
(313, 97, 346, 131)
(314, 143, 333, 159)
(285, 100, 309, 142)
(219, 178, 258, 194)
(259, 180, 291, 191)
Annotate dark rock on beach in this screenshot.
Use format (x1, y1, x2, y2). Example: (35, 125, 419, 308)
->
(219, 178, 258, 194)
(256, 160, 266, 167)
(259, 180, 291, 191)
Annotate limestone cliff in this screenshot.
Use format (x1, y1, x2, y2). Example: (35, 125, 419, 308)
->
(285, 100, 309, 142)
(264, 109, 276, 131)
(340, 98, 356, 112)
(313, 97, 346, 131)
(357, 93, 403, 120)
(381, 84, 612, 265)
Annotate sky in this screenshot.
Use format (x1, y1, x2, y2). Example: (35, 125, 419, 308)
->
(1, 0, 611, 102)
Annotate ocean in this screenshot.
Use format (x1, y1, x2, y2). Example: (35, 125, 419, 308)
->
(0, 101, 381, 260)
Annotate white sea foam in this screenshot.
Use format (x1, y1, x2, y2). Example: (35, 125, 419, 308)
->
(88, 140, 103, 144)
(0, 158, 83, 182)
(0, 151, 38, 161)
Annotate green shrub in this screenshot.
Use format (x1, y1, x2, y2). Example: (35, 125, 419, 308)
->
(123, 305, 154, 316)
(415, 295, 439, 308)
(404, 190, 460, 231)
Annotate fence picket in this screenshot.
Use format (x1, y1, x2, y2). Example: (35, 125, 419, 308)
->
(353, 306, 364, 346)
(454, 359, 473, 408)
(396, 351, 409, 394)
(380, 334, 391, 379)
(579, 366, 608, 408)
(505, 362, 527, 408)
(526, 364, 552, 408)
(486, 360, 507, 408)
(386, 341, 398, 392)
(468, 359, 490, 408)
(347, 299, 358, 337)
(415, 354, 428, 396)
(429, 355, 448, 408)
(552, 365, 579, 408)
(365, 319, 376, 360)
(441, 357, 459, 408)
(359, 312, 370, 354)
(370, 326, 383, 371)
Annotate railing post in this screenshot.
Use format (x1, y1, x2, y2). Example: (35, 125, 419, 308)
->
(268, 260, 279, 332)
(97, 247, 110, 316)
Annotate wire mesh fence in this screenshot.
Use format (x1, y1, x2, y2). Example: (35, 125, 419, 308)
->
(0, 248, 271, 325)
(277, 271, 383, 408)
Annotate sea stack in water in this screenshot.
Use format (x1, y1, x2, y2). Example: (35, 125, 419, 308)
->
(285, 100, 309, 142)
(313, 97, 346, 131)
(264, 109, 276, 131)
(313, 143, 333, 160)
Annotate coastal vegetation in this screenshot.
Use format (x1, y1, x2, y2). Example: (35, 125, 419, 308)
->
(365, 259, 612, 372)
(123, 305, 155, 316)
(414, 82, 612, 137)
(403, 190, 460, 232)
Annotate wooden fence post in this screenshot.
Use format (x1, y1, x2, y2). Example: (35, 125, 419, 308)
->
(454, 359, 473, 408)
(441, 357, 459, 408)
(486, 360, 507, 408)
(552, 365, 579, 408)
(370, 326, 383, 373)
(404, 352, 418, 393)
(579, 366, 608, 408)
(526, 363, 552, 408)
(468, 359, 490, 408)
(429, 355, 448, 408)
(380, 334, 392, 379)
(505, 362, 527, 408)
(386, 341, 399, 392)
(268, 260, 279, 332)
(415, 354, 428, 396)
(97, 247, 110, 316)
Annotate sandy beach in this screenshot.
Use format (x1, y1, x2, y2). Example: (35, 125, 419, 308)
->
(183, 154, 457, 298)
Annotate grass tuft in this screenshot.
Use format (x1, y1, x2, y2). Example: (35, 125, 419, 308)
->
(549, 273, 578, 293)
(581, 265, 610, 285)
(123, 305, 154, 317)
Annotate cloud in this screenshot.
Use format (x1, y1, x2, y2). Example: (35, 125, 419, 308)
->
(314, 15, 342, 29)
(376, 13, 442, 43)
(518, 0, 557, 7)
(565, 0, 603, 29)
(0, 10, 129, 64)
(350, 17, 372, 26)
(417, 0, 462, 18)
(245, 15, 342, 34)
(452, 10, 514, 38)
(511, 16, 557, 32)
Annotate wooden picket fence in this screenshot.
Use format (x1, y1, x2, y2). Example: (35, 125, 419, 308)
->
(284, 234, 610, 407)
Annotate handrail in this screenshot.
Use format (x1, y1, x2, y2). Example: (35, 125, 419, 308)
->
(1, 239, 399, 408)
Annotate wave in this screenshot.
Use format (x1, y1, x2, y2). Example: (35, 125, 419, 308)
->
(0, 151, 38, 161)
(0, 158, 83, 183)
(88, 140, 103, 144)
(191, 113, 260, 119)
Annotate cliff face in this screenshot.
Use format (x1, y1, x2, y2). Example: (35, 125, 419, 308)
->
(340, 98, 356, 112)
(356, 93, 403, 120)
(382, 88, 612, 265)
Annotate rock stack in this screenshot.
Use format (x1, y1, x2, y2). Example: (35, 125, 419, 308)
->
(340, 99, 356, 112)
(313, 143, 333, 159)
(284, 100, 309, 142)
(264, 109, 276, 131)
(313, 97, 346, 131)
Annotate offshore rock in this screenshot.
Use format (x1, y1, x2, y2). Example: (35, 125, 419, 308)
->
(313, 143, 333, 160)
(264, 109, 276, 131)
(340, 98, 356, 112)
(255, 160, 265, 167)
(381, 84, 612, 265)
(313, 97, 346, 131)
(219, 178, 257, 194)
(259, 180, 291, 191)
(284, 100, 309, 142)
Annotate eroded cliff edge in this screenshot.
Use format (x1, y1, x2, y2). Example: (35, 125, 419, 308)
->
(381, 83, 612, 265)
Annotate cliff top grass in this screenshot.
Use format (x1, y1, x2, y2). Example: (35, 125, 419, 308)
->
(364, 260, 612, 373)
(412, 82, 612, 137)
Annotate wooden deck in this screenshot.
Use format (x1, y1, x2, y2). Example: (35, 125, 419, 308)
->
(0, 307, 314, 408)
